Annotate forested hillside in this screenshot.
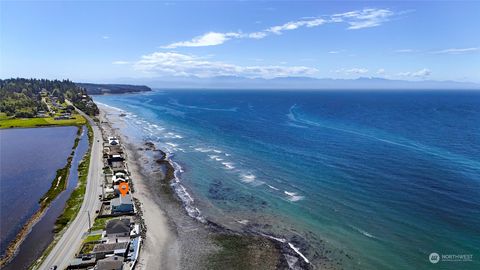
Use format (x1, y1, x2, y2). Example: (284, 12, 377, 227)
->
(77, 83, 151, 95)
(0, 78, 99, 117)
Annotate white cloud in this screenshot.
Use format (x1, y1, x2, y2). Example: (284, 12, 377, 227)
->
(376, 68, 386, 75)
(161, 8, 397, 48)
(133, 52, 318, 79)
(431, 47, 479, 54)
(398, 68, 431, 78)
(336, 68, 369, 75)
(332, 8, 394, 30)
(395, 49, 415, 53)
(162, 32, 241, 49)
(328, 51, 340, 54)
(102, 35, 110, 40)
(112, 61, 129, 65)
(266, 18, 327, 35)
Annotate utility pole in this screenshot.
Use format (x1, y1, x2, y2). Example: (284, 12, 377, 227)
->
(102, 183, 105, 200)
(86, 210, 91, 232)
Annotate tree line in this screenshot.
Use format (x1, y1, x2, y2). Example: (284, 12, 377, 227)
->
(0, 78, 99, 117)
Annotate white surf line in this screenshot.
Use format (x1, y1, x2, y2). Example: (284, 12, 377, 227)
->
(260, 233, 311, 266)
(288, 242, 310, 264)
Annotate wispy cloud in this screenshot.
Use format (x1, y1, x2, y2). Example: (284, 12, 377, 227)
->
(395, 49, 415, 53)
(102, 35, 110, 40)
(395, 47, 479, 54)
(336, 67, 369, 75)
(430, 47, 479, 54)
(133, 52, 318, 79)
(161, 32, 241, 49)
(376, 68, 386, 75)
(161, 8, 397, 48)
(112, 61, 129, 65)
(332, 8, 394, 30)
(398, 68, 431, 78)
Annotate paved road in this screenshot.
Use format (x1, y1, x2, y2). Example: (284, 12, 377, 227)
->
(40, 112, 103, 270)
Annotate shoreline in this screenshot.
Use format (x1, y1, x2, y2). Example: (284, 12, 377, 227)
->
(98, 104, 312, 269)
(0, 126, 84, 268)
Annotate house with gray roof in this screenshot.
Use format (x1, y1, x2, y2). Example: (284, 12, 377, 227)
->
(111, 194, 134, 214)
(95, 255, 124, 270)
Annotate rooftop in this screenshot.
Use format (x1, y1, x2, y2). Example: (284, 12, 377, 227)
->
(111, 194, 133, 206)
(106, 218, 131, 235)
(95, 255, 124, 270)
(92, 242, 128, 253)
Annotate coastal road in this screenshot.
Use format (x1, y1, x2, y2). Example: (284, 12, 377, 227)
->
(40, 111, 103, 270)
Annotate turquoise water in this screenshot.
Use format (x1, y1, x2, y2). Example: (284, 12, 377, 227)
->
(94, 90, 480, 269)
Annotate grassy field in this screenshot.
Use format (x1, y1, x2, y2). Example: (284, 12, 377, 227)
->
(83, 234, 101, 243)
(90, 217, 113, 231)
(0, 114, 86, 129)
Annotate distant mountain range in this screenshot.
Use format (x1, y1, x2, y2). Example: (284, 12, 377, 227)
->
(142, 76, 480, 90)
(76, 83, 152, 95)
(81, 76, 480, 92)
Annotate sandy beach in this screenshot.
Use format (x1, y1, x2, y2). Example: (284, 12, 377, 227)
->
(98, 104, 297, 270)
(99, 107, 181, 269)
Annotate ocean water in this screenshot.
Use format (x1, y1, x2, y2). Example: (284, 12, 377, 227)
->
(94, 90, 480, 269)
(0, 126, 78, 256)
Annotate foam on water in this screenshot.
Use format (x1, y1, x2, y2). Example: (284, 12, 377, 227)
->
(284, 191, 304, 202)
(169, 158, 206, 223)
(208, 155, 224, 161)
(350, 225, 376, 239)
(221, 162, 235, 170)
(240, 172, 256, 183)
(267, 184, 280, 191)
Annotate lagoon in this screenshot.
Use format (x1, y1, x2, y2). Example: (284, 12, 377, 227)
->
(0, 126, 78, 257)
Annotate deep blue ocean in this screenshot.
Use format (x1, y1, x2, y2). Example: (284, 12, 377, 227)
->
(94, 90, 480, 269)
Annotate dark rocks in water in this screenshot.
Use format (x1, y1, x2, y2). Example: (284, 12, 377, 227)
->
(208, 179, 233, 201)
(138, 138, 316, 270)
(144, 141, 155, 150)
(119, 113, 127, 117)
(155, 159, 166, 165)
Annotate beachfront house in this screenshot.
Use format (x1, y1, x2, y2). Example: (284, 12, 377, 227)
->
(105, 218, 131, 243)
(112, 174, 127, 185)
(108, 137, 120, 146)
(108, 154, 124, 163)
(92, 242, 128, 260)
(111, 194, 134, 214)
(111, 161, 127, 173)
(95, 255, 124, 270)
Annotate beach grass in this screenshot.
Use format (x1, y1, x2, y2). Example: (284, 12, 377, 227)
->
(0, 114, 86, 129)
(39, 155, 73, 209)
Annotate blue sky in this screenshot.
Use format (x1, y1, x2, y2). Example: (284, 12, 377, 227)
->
(1, 1, 479, 83)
